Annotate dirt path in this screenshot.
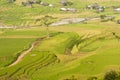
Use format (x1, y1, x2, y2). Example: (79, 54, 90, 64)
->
(8, 38, 43, 67)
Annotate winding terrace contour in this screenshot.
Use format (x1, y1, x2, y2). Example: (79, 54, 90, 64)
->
(8, 38, 43, 67)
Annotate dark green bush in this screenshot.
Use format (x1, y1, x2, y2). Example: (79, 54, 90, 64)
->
(36, 0, 41, 4)
(104, 71, 119, 80)
(87, 76, 98, 80)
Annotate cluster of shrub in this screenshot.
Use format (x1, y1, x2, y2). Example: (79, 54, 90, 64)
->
(87, 70, 120, 80)
(99, 14, 120, 24)
(63, 70, 120, 80)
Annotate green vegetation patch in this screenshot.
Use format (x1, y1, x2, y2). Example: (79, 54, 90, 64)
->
(0, 38, 35, 68)
(0, 32, 79, 80)
(34, 32, 79, 54)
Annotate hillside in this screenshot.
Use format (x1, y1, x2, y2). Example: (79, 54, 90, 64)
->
(0, 0, 120, 80)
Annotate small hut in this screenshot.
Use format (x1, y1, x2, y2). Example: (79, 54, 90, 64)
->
(86, 3, 105, 13)
(60, 7, 76, 12)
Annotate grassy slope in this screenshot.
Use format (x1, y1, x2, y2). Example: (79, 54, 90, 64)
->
(0, 0, 120, 80)
(0, 32, 79, 80)
(0, 38, 35, 68)
(34, 32, 79, 54)
(0, 29, 48, 68)
(31, 33, 120, 80)
(1, 29, 120, 80)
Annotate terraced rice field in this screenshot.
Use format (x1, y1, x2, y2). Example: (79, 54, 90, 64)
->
(1, 0, 120, 80)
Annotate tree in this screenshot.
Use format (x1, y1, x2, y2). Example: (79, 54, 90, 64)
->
(87, 76, 98, 80)
(104, 70, 118, 80)
(112, 32, 120, 41)
(28, 0, 33, 4)
(100, 15, 106, 22)
(36, 0, 41, 4)
(35, 15, 55, 38)
(100, 15, 106, 20)
(22, 1, 33, 8)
